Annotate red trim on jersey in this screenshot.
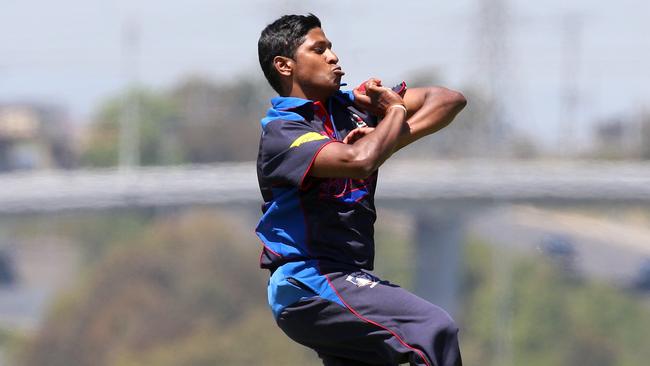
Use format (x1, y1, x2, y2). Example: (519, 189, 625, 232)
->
(255, 229, 283, 269)
(313, 101, 336, 139)
(299, 140, 341, 190)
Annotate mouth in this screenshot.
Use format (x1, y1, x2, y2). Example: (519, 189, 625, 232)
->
(332, 66, 345, 76)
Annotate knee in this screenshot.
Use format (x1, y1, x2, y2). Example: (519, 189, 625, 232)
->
(441, 317, 459, 339)
(428, 310, 462, 365)
(427, 306, 459, 338)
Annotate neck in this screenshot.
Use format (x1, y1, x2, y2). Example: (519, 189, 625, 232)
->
(285, 83, 331, 104)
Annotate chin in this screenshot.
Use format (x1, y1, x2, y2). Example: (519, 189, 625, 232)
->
(305, 81, 340, 101)
(328, 81, 342, 92)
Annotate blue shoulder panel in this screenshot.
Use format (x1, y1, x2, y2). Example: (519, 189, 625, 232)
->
(260, 96, 313, 129)
(260, 109, 304, 129)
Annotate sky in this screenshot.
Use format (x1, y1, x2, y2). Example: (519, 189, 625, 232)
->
(1, 0, 649, 149)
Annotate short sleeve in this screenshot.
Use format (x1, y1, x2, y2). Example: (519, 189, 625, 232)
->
(258, 119, 336, 188)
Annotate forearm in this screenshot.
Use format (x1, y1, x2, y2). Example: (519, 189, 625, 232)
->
(310, 83, 407, 180)
(309, 105, 406, 180)
(351, 105, 407, 174)
(395, 87, 467, 151)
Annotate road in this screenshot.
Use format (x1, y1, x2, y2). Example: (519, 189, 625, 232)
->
(470, 205, 650, 285)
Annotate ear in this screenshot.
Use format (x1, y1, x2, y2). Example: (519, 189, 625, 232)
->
(273, 56, 294, 77)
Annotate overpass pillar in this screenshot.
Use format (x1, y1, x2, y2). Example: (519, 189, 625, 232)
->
(413, 207, 465, 317)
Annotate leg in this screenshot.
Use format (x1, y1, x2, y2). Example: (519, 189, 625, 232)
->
(277, 269, 462, 366)
(320, 270, 462, 366)
(278, 296, 401, 365)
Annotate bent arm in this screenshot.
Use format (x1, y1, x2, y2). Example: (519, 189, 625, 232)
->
(310, 105, 407, 179)
(395, 87, 467, 151)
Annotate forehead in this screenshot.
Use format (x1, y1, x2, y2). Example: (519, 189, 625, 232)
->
(299, 27, 330, 47)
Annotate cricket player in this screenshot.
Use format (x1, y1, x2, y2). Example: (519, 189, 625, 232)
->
(255, 13, 467, 366)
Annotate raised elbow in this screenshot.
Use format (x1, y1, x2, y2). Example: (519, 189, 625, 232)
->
(451, 91, 467, 110)
(439, 89, 467, 111)
(427, 87, 467, 110)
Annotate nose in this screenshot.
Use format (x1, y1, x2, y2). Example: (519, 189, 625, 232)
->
(325, 48, 339, 64)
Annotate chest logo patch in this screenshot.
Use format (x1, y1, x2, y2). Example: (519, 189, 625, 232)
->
(290, 132, 329, 148)
(345, 275, 379, 288)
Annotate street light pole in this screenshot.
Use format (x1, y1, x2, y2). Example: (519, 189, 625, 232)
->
(118, 18, 141, 169)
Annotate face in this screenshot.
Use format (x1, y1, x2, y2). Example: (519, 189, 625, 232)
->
(290, 27, 344, 100)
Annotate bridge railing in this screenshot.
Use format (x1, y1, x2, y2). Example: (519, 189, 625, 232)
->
(1, 160, 649, 214)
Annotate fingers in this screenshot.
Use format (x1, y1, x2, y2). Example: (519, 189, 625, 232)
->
(356, 78, 382, 93)
(343, 129, 358, 144)
(367, 84, 401, 103)
(353, 77, 396, 117)
(357, 127, 375, 134)
(352, 88, 383, 116)
(366, 78, 382, 89)
(343, 127, 375, 144)
(365, 80, 383, 93)
(366, 83, 389, 95)
(353, 88, 370, 102)
(342, 128, 362, 144)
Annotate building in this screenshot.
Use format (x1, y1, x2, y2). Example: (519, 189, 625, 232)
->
(0, 102, 75, 171)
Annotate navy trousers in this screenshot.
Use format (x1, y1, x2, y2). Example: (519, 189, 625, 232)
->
(275, 269, 462, 366)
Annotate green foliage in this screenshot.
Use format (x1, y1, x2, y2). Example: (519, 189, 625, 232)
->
(111, 308, 319, 366)
(80, 88, 184, 167)
(10, 211, 154, 266)
(589, 113, 650, 160)
(170, 76, 270, 162)
(0, 326, 28, 365)
(16, 209, 321, 366)
(80, 76, 273, 167)
(12, 211, 650, 366)
(12, 208, 417, 366)
(460, 239, 650, 366)
(372, 210, 414, 289)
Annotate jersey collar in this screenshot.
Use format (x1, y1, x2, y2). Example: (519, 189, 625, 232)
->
(261, 91, 355, 129)
(261, 96, 315, 129)
(270, 96, 313, 111)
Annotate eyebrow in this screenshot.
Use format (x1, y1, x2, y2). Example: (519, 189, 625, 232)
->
(312, 40, 332, 48)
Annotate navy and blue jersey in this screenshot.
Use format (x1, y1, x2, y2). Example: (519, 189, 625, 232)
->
(255, 90, 379, 274)
(255, 91, 463, 366)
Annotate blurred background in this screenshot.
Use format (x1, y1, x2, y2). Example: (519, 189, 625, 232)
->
(1, 0, 650, 365)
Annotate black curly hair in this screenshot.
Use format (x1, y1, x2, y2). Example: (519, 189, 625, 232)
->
(258, 14, 322, 95)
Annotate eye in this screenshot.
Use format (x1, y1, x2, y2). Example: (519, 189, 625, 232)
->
(314, 46, 325, 54)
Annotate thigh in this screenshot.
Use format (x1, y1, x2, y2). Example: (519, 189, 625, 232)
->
(277, 295, 402, 365)
(324, 270, 461, 366)
(277, 269, 461, 366)
(327, 271, 452, 330)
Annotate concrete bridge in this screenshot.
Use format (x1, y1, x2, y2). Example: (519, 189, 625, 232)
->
(1, 159, 650, 316)
(1, 159, 650, 213)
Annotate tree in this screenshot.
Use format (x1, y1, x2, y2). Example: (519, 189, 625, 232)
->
(80, 88, 184, 167)
(640, 112, 650, 160)
(79, 76, 273, 167)
(17, 209, 319, 366)
(170, 76, 272, 162)
(460, 240, 650, 366)
(394, 69, 533, 159)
